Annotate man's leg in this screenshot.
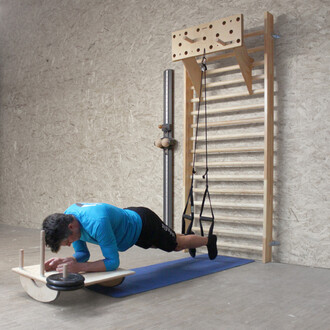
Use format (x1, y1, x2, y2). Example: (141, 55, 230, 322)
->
(175, 234, 207, 251)
(175, 233, 218, 260)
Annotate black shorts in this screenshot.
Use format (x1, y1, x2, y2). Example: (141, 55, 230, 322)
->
(127, 207, 177, 252)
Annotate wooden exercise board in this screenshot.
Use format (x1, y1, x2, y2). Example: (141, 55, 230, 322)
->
(172, 14, 243, 61)
(12, 264, 135, 286)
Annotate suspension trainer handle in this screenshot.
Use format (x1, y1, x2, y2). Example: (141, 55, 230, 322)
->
(198, 187, 215, 237)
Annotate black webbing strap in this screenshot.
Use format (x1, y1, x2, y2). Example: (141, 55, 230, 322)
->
(198, 54, 215, 238)
(182, 50, 215, 238)
(182, 184, 194, 235)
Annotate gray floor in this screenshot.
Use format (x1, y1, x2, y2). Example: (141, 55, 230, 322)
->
(1, 224, 329, 330)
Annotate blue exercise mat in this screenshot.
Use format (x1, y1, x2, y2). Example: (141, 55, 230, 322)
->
(88, 254, 254, 298)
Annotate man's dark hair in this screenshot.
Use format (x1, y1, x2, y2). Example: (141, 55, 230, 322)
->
(42, 213, 74, 253)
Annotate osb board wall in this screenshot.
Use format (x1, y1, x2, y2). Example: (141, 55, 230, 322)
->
(0, 0, 329, 268)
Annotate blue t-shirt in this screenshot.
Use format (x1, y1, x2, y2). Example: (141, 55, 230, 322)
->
(64, 203, 142, 271)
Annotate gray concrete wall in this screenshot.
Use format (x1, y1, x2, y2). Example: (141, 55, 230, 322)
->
(0, 0, 329, 268)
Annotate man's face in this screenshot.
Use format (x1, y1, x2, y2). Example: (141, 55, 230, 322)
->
(60, 221, 80, 247)
(61, 234, 76, 247)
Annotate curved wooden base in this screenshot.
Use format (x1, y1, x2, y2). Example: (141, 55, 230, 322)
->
(99, 276, 125, 287)
(20, 276, 60, 303)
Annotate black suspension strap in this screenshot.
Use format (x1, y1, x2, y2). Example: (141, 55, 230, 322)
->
(182, 51, 215, 241)
(198, 54, 215, 239)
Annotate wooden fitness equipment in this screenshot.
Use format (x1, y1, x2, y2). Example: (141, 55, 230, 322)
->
(12, 230, 135, 302)
(173, 13, 275, 262)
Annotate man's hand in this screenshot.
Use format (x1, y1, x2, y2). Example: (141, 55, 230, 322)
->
(44, 257, 76, 271)
(45, 257, 107, 273)
(56, 260, 82, 273)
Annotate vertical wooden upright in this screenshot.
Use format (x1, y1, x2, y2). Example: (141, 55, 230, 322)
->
(263, 12, 274, 262)
(183, 67, 194, 233)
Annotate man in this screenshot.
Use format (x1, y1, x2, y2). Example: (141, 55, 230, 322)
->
(43, 202, 218, 273)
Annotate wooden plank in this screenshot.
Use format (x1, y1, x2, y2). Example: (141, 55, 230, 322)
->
(19, 276, 59, 303)
(40, 230, 45, 277)
(172, 14, 243, 61)
(263, 11, 275, 263)
(183, 67, 195, 233)
(233, 45, 254, 94)
(182, 57, 202, 96)
(191, 103, 264, 115)
(191, 88, 264, 103)
(191, 117, 264, 128)
(12, 264, 135, 286)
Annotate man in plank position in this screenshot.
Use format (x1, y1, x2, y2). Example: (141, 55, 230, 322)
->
(43, 203, 218, 273)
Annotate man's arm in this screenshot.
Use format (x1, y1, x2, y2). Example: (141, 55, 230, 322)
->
(56, 259, 106, 273)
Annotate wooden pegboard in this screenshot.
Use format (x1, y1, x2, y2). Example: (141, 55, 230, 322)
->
(172, 14, 243, 61)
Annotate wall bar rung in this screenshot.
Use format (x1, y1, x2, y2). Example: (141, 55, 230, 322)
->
(219, 242, 263, 253)
(192, 161, 264, 168)
(192, 146, 264, 154)
(244, 30, 264, 38)
(192, 132, 264, 142)
(200, 46, 264, 64)
(194, 201, 264, 210)
(191, 117, 264, 128)
(193, 227, 263, 239)
(194, 175, 264, 181)
(191, 103, 264, 116)
(194, 188, 264, 196)
(196, 215, 264, 225)
(205, 60, 264, 77)
(191, 89, 264, 103)
(192, 74, 264, 90)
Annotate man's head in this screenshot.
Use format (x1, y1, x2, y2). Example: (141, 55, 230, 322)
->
(42, 213, 80, 252)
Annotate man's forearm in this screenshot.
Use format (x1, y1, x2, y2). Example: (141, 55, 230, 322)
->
(78, 260, 107, 273)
